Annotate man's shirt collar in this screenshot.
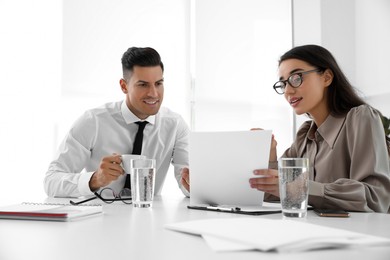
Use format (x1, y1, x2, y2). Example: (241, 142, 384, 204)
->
(120, 100, 156, 125)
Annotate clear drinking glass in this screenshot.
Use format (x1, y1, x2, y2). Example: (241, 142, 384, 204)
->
(278, 158, 309, 218)
(130, 158, 156, 208)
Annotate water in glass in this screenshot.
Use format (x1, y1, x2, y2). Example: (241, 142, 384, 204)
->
(279, 165, 309, 218)
(131, 168, 155, 208)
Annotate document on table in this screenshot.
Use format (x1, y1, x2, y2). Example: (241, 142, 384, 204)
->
(165, 218, 390, 252)
(189, 130, 272, 207)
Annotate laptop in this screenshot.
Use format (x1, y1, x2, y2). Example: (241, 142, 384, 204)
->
(189, 130, 281, 215)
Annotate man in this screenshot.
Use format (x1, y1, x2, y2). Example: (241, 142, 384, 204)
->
(44, 47, 190, 198)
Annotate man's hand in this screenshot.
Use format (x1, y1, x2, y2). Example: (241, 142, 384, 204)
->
(180, 167, 190, 192)
(89, 154, 124, 191)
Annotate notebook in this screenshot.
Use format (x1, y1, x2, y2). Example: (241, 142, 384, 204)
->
(0, 202, 103, 221)
(189, 130, 280, 215)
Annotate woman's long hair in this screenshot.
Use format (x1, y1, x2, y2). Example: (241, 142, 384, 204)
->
(279, 44, 390, 152)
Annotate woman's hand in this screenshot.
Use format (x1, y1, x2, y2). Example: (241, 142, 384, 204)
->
(249, 168, 280, 198)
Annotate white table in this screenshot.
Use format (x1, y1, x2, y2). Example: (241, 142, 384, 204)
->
(0, 195, 389, 260)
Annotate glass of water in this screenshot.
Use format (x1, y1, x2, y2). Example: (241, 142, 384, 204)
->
(130, 158, 156, 208)
(278, 158, 309, 218)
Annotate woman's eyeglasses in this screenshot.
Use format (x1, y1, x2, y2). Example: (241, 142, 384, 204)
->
(70, 187, 132, 205)
(273, 68, 321, 94)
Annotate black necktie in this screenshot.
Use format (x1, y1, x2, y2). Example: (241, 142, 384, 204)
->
(125, 121, 148, 188)
(132, 121, 148, 155)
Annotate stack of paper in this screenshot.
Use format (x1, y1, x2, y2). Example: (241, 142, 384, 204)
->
(165, 218, 390, 252)
(0, 202, 103, 221)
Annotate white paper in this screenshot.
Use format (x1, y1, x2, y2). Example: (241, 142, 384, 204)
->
(166, 218, 390, 252)
(202, 234, 254, 252)
(189, 130, 272, 207)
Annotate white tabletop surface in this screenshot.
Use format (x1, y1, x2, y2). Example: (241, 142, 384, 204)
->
(0, 195, 389, 260)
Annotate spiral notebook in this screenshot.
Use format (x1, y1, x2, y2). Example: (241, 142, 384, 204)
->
(0, 202, 103, 221)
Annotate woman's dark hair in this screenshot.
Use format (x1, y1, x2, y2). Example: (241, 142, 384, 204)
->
(279, 44, 390, 152)
(121, 47, 164, 78)
(279, 44, 366, 116)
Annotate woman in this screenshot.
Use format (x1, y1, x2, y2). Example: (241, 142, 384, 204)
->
(250, 44, 390, 212)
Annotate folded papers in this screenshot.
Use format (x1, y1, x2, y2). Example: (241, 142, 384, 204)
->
(165, 218, 390, 252)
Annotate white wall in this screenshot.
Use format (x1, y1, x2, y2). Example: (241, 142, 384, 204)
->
(292, 0, 390, 133)
(194, 0, 293, 154)
(355, 0, 390, 116)
(293, 0, 356, 84)
(0, 0, 62, 203)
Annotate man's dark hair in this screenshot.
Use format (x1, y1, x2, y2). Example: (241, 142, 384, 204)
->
(121, 47, 164, 78)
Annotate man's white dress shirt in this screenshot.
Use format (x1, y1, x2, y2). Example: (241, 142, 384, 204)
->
(44, 101, 189, 197)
